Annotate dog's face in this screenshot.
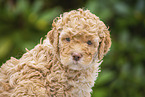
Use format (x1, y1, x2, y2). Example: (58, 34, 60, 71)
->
(47, 9, 111, 70)
(59, 29, 100, 70)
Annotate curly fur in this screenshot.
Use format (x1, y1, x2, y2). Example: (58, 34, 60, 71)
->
(0, 9, 111, 97)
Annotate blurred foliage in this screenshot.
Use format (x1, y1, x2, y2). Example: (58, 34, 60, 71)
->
(0, 0, 145, 97)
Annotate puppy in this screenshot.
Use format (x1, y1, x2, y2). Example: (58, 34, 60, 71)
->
(0, 9, 111, 97)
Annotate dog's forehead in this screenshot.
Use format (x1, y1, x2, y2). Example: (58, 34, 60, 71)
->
(60, 27, 98, 37)
(59, 28, 100, 42)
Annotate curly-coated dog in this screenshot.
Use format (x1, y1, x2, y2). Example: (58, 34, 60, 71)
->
(0, 9, 111, 97)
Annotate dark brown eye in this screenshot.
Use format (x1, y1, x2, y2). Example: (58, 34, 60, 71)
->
(66, 38, 70, 42)
(87, 40, 92, 45)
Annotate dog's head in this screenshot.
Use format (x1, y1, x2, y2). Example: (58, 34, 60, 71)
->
(47, 9, 111, 70)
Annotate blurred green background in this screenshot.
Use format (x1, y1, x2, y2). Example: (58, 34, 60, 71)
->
(0, 0, 145, 97)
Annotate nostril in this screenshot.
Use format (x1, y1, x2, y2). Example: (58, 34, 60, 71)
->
(72, 53, 82, 61)
(73, 56, 80, 61)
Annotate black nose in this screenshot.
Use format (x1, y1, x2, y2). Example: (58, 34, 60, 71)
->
(72, 53, 82, 61)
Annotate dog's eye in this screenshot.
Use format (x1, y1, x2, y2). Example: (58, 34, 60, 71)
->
(87, 40, 92, 45)
(66, 38, 70, 42)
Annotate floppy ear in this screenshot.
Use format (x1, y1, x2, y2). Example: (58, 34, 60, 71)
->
(98, 31, 111, 60)
(47, 28, 55, 45)
(47, 17, 60, 46)
(47, 28, 60, 55)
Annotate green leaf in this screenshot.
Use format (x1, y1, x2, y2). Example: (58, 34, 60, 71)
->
(36, 7, 62, 30)
(85, 0, 99, 14)
(114, 2, 130, 16)
(99, 8, 113, 21)
(133, 64, 144, 84)
(15, 0, 29, 15)
(32, 0, 43, 13)
(0, 38, 12, 58)
(39, 7, 62, 21)
(120, 62, 131, 79)
(95, 70, 115, 86)
(92, 88, 108, 97)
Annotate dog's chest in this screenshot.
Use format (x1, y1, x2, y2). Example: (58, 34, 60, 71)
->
(45, 65, 98, 97)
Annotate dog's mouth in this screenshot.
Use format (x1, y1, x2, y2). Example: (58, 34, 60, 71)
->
(72, 61, 79, 65)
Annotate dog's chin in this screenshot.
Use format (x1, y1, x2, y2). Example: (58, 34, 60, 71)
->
(69, 61, 83, 70)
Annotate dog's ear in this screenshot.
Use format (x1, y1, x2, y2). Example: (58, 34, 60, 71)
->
(47, 28, 55, 45)
(47, 17, 61, 46)
(47, 28, 60, 54)
(98, 31, 111, 60)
